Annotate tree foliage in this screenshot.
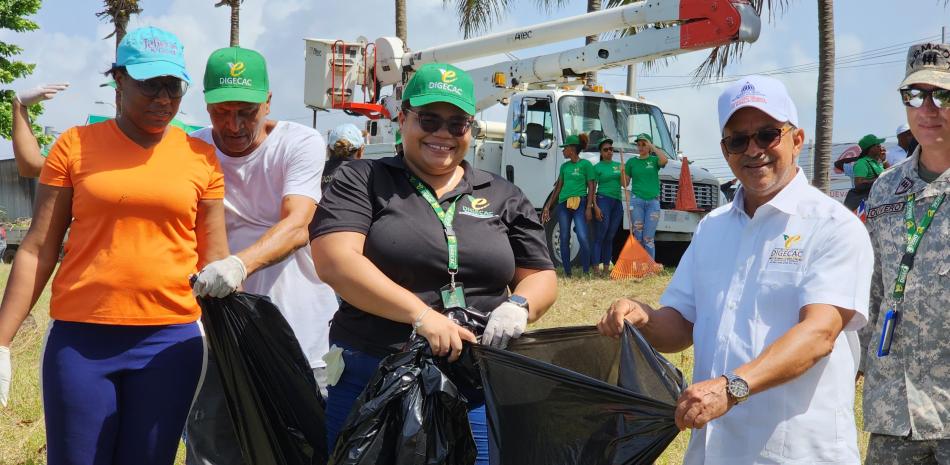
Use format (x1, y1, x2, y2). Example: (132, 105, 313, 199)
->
(0, 0, 50, 146)
(96, 0, 142, 47)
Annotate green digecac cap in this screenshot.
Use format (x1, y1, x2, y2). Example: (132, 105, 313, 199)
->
(203, 46, 269, 104)
(635, 133, 653, 143)
(560, 134, 582, 147)
(402, 63, 475, 115)
(858, 134, 886, 151)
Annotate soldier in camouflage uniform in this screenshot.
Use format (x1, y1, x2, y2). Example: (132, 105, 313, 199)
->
(859, 42, 950, 464)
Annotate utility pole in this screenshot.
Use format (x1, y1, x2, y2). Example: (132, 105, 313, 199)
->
(626, 64, 636, 96)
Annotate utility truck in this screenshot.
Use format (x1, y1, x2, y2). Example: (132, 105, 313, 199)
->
(303, 0, 761, 266)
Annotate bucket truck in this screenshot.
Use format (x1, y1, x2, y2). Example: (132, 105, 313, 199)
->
(303, 0, 761, 266)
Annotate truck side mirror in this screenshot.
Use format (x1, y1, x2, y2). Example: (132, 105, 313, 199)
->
(539, 138, 552, 150)
(514, 132, 526, 149)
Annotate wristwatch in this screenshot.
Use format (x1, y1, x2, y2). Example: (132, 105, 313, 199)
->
(723, 372, 750, 404)
(507, 294, 530, 312)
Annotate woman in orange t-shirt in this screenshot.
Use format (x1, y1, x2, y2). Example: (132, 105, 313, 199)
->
(0, 27, 228, 465)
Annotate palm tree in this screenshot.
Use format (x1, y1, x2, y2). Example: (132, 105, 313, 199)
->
(215, 0, 243, 47)
(812, 0, 833, 193)
(585, 0, 601, 85)
(396, 0, 407, 47)
(96, 0, 142, 51)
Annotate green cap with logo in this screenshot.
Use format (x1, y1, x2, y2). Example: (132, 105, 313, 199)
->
(635, 133, 653, 143)
(858, 134, 885, 151)
(402, 63, 475, 115)
(203, 46, 269, 104)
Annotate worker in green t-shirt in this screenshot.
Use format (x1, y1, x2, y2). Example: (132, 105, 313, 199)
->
(592, 137, 624, 274)
(541, 133, 596, 276)
(853, 133, 888, 186)
(624, 133, 669, 259)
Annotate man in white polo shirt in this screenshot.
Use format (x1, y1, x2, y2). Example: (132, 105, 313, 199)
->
(598, 75, 873, 464)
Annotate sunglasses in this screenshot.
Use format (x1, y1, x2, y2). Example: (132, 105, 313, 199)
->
(721, 125, 792, 154)
(405, 108, 473, 137)
(131, 77, 189, 99)
(900, 87, 950, 109)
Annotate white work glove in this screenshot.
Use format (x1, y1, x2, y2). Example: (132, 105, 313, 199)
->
(0, 346, 10, 408)
(481, 302, 528, 349)
(15, 83, 69, 106)
(192, 255, 247, 298)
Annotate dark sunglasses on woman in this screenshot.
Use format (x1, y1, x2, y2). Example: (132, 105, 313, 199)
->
(720, 125, 792, 154)
(900, 86, 950, 109)
(405, 108, 474, 137)
(131, 77, 189, 99)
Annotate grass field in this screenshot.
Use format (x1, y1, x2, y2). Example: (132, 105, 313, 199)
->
(0, 264, 867, 464)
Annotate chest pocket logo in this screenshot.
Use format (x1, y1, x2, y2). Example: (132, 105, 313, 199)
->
(460, 196, 497, 219)
(768, 233, 805, 267)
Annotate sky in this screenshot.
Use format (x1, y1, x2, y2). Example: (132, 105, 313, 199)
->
(0, 0, 947, 180)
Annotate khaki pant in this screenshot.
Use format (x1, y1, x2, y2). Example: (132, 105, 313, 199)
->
(866, 433, 950, 465)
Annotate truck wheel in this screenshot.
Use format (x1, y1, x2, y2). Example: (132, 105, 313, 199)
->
(2, 247, 15, 264)
(544, 219, 582, 270)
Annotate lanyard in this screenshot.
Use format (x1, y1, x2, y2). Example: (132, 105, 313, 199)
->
(408, 174, 462, 286)
(892, 193, 945, 302)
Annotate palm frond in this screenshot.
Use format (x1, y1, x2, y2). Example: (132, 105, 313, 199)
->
(96, 0, 142, 39)
(445, 0, 569, 39)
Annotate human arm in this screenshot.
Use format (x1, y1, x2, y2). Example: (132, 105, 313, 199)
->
(597, 299, 694, 353)
(312, 231, 476, 361)
(236, 195, 315, 273)
(651, 143, 669, 167)
(586, 179, 597, 221)
(834, 155, 860, 170)
(194, 199, 229, 270)
(540, 178, 563, 223)
(0, 184, 72, 407)
(675, 304, 855, 430)
(11, 99, 45, 178)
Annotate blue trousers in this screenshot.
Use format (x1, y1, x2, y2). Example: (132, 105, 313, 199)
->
(325, 342, 490, 465)
(556, 197, 592, 275)
(42, 320, 205, 465)
(629, 196, 661, 259)
(593, 195, 624, 268)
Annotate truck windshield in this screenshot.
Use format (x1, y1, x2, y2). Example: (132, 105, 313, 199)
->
(557, 95, 675, 157)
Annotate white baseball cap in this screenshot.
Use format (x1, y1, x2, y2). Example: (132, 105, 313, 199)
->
(328, 123, 365, 149)
(718, 75, 799, 134)
(896, 123, 911, 136)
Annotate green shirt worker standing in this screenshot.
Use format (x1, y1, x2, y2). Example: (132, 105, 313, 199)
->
(624, 133, 669, 259)
(592, 138, 624, 274)
(541, 133, 597, 276)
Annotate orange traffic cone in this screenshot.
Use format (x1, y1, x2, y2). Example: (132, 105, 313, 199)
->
(675, 156, 702, 212)
(611, 149, 663, 280)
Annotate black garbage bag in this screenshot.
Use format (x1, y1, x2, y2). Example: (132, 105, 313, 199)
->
(197, 292, 328, 465)
(329, 336, 477, 465)
(471, 323, 685, 465)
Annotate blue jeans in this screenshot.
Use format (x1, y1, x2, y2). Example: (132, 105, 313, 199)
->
(325, 342, 490, 465)
(593, 195, 624, 268)
(556, 197, 592, 275)
(629, 196, 661, 259)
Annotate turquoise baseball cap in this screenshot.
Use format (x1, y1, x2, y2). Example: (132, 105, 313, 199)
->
(115, 27, 190, 83)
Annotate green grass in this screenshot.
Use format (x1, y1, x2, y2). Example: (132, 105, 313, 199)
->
(0, 264, 866, 464)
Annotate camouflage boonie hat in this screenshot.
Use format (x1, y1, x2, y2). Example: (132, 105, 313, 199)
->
(899, 42, 950, 89)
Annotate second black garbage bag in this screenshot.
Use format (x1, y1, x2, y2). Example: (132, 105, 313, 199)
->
(472, 323, 685, 465)
(197, 292, 328, 465)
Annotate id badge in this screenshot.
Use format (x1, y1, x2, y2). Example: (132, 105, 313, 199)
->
(877, 309, 899, 357)
(440, 283, 466, 309)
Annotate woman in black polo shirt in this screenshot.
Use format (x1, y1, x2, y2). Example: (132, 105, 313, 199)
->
(310, 63, 557, 463)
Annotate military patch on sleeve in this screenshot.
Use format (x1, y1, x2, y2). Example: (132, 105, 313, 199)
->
(894, 177, 914, 195)
(866, 201, 905, 220)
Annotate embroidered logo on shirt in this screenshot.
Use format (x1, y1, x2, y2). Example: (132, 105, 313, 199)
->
(768, 234, 804, 265)
(866, 201, 905, 220)
(460, 196, 496, 219)
(894, 177, 914, 195)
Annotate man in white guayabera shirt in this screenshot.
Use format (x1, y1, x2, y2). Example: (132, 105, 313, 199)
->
(188, 46, 338, 465)
(598, 75, 873, 465)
